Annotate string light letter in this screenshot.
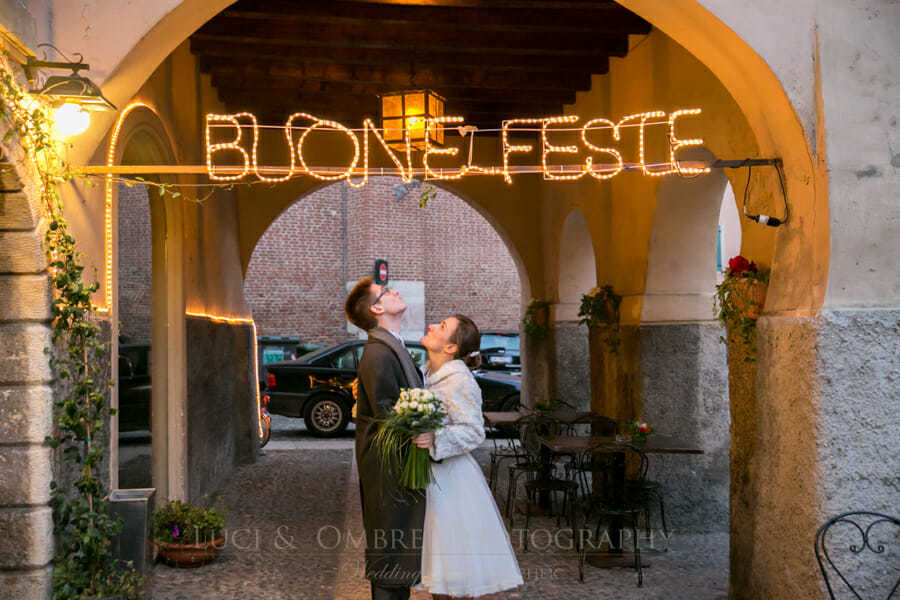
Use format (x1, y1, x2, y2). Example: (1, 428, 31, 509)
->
(541, 115, 584, 181)
(581, 118, 624, 180)
(206, 113, 252, 181)
(668, 108, 710, 175)
(423, 116, 467, 180)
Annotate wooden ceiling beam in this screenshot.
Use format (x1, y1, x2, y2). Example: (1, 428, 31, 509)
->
(197, 15, 630, 55)
(207, 63, 592, 93)
(302, 0, 633, 11)
(190, 36, 612, 74)
(217, 89, 566, 116)
(213, 82, 576, 107)
(222, 0, 651, 36)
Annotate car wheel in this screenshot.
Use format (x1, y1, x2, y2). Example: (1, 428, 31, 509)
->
(304, 394, 350, 437)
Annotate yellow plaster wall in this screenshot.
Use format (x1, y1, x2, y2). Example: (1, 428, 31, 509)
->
(538, 30, 770, 326)
(62, 40, 250, 321)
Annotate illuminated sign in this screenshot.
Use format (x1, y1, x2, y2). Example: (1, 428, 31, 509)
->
(204, 109, 710, 186)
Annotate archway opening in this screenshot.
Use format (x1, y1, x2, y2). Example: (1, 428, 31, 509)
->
(245, 176, 524, 440)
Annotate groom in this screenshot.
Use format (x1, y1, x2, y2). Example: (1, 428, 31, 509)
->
(345, 277, 425, 600)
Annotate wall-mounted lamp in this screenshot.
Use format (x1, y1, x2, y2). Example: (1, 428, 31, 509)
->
(26, 47, 116, 138)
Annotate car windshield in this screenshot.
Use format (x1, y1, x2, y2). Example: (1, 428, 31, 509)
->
(480, 333, 519, 352)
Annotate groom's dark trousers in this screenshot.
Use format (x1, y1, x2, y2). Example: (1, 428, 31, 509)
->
(371, 582, 411, 600)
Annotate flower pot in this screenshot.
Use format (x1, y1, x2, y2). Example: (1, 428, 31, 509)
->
(731, 278, 767, 320)
(155, 537, 224, 568)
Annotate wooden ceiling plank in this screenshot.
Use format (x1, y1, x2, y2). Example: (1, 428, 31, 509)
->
(197, 15, 631, 56)
(223, 0, 651, 36)
(207, 63, 593, 92)
(190, 36, 613, 74)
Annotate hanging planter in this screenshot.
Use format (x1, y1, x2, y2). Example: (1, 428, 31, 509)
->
(730, 277, 768, 320)
(714, 255, 770, 360)
(522, 299, 551, 341)
(578, 285, 622, 353)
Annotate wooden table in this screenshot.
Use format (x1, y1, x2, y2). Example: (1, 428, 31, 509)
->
(483, 411, 530, 427)
(538, 433, 703, 569)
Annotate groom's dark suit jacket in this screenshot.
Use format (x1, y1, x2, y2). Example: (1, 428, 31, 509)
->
(355, 326, 425, 587)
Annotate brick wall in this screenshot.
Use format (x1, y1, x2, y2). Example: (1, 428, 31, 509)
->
(117, 177, 522, 344)
(117, 183, 152, 344)
(245, 177, 521, 342)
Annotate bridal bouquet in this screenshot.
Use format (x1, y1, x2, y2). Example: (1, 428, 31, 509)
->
(373, 388, 446, 490)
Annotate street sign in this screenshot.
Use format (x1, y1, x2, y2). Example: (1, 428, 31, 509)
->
(374, 259, 389, 285)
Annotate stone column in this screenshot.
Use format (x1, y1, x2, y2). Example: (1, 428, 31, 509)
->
(0, 167, 54, 599)
(639, 322, 730, 534)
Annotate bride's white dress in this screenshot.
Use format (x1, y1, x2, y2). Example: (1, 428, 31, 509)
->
(415, 359, 524, 597)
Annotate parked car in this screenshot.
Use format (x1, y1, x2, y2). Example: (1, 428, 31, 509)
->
(479, 330, 520, 371)
(256, 336, 300, 388)
(118, 343, 152, 432)
(264, 340, 521, 437)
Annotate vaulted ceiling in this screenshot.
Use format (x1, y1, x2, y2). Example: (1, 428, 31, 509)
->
(190, 0, 651, 131)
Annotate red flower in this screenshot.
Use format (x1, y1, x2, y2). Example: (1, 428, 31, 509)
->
(728, 255, 752, 275)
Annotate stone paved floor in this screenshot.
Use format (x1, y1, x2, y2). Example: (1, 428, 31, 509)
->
(149, 420, 729, 599)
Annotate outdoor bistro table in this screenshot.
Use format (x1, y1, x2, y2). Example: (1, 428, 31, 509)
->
(538, 433, 704, 569)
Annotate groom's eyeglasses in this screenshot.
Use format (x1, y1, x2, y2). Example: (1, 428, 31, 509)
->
(373, 286, 391, 305)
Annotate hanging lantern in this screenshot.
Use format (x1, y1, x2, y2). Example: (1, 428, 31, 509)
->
(380, 89, 445, 151)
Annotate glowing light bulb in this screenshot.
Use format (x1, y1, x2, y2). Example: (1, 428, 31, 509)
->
(53, 103, 90, 138)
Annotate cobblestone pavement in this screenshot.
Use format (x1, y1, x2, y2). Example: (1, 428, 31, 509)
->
(149, 426, 729, 600)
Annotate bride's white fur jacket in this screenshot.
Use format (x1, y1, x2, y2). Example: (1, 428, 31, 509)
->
(425, 359, 486, 461)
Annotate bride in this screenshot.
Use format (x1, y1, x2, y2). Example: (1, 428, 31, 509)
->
(412, 314, 523, 599)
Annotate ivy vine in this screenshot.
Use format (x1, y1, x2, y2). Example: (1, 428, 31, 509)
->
(578, 284, 622, 353)
(0, 55, 144, 598)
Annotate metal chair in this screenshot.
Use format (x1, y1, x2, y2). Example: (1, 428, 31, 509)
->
(523, 476, 579, 551)
(576, 445, 649, 586)
(814, 510, 900, 599)
(487, 412, 529, 492)
(504, 417, 546, 524)
(563, 415, 619, 492)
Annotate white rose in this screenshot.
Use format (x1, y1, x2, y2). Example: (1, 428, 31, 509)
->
(397, 400, 408, 410)
(423, 404, 433, 413)
(409, 401, 418, 410)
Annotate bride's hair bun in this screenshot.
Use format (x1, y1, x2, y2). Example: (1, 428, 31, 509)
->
(452, 314, 482, 370)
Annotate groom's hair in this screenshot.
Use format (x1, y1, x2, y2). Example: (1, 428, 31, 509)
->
(345, 276, 378, 331)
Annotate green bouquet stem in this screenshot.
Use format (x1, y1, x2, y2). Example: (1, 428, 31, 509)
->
(400, 445, 432, 490)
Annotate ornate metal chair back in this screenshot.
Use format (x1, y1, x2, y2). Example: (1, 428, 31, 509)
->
(814, 511, 900, 600)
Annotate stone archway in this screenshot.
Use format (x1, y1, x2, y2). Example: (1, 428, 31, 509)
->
(110, 105, 187, 501)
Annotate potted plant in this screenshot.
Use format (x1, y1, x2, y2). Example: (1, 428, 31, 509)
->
(714, 255, 770, 354)
(578, 285, 622, 353)
(151, 498, 226, 568)
(624, 420, 654, 445)
(533, 397, 556, 414)
(522, 299, 551, 341)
